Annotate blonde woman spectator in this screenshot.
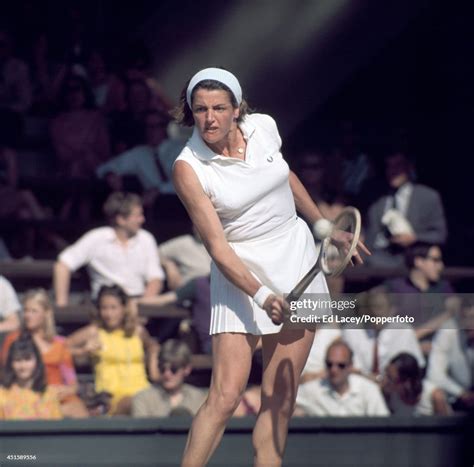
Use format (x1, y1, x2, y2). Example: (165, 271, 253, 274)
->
(1, 289, 88, 418)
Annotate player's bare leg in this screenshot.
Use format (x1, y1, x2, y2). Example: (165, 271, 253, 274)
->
(181, 332, 259, 467)
(252, 327, 316, 467)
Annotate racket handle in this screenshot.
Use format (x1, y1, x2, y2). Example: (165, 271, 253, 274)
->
(286, 267, 320, 304)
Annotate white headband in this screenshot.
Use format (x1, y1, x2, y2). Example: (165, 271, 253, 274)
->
(186, 68, 242, 108)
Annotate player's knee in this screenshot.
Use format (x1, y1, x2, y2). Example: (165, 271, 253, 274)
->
(208, 385, 243, 417)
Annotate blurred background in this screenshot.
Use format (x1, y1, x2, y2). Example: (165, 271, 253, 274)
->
(0, 0, 472, 264)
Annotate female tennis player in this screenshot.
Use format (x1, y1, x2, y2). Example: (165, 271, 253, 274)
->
(172, 67, 368, 466)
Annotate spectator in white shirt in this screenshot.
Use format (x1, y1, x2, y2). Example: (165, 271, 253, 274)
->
(427, 299, 474, 411)
(0, 275, 21, 337)
(158, 226, 211, 291)
(342, 287, 425, 381)
(299, 326, 341, 385)
(53, 192, 165, 305)
(295, 340, 389, 416)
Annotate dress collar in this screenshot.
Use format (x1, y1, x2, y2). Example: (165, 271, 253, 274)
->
(188, 115, 256, 162)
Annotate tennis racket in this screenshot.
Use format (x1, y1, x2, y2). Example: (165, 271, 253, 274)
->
(286, 206, 362, 304)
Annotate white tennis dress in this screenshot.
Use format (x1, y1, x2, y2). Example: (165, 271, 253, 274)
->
(175, 113, 329, 335)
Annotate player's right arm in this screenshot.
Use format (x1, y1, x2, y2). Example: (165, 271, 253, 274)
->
(173, 160, 287, 323)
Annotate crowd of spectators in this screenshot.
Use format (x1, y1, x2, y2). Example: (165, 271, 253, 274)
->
(1, 8, 472, 423)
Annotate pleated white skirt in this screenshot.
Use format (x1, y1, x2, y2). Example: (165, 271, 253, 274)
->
(210, 217, 330, 335)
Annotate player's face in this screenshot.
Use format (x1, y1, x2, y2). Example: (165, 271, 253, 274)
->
(325, 346, 351, 388)
(23, 299, 47, 332)
(192, 89, 239, 147)
(117, 205, 145, 236)
(12, 354, 37, 383)
(99, 295, 125, 330)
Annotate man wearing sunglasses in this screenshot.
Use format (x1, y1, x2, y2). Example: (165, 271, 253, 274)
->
(131, 339, 206, 417)
(295, 340, 389, 416)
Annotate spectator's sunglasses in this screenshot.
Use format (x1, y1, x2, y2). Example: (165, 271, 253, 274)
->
(325, 360, 349, 370)
(159, 363, 183, 374)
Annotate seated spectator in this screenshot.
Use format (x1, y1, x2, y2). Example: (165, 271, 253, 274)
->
(328, 120, 374, 206)
(138, 276, 212, 353)
(365, 150, 447, 268)
(50, 73, 110, 220)
(67, 285, 159, 415)
(0, 27, 32, 151)
(427, 298, 474, 412)
(132, 339, 206, 417)
(342, 287, 425, 381)
(0, 275, 21, 342)
(97, 110, 182, 209)
(54, 192, 165, 305)
(140, 227, 212, 349)
(299, 325, 342, 384)
(386, 243, 458, 354)
(158, 227, 211, 290)
(0, 148, 66, 256)
(382, 352, 450, 415)
(122, 41, 172, 113)
(295, 340, 389, 416)
(86, 49, 126, 115)
(1, 289, 88, 418)
(109, 79, 153, 153)
(28, 30, 63, 116)
(0, 335, 63, 420)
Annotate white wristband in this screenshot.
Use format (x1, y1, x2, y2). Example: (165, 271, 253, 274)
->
(253, 285, 273, 308)
(313, 218, 334, 240)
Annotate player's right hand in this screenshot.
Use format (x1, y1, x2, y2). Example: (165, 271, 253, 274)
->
(263, 294, 290, 325)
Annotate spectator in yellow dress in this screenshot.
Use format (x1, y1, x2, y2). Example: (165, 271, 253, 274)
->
(67, 285, 159, 415)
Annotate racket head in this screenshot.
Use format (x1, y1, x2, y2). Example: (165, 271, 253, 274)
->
(320, 206, 361, 277)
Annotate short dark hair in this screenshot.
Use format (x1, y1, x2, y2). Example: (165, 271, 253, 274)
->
(388, 352, 423, 400)
(3, 335, 47, 393)
(405, 242, 439, 269)
(171, 72, 250, 127)
(103, 192, 142, 225)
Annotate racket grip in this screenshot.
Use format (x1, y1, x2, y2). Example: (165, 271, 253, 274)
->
(285, 290, 300, 304)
